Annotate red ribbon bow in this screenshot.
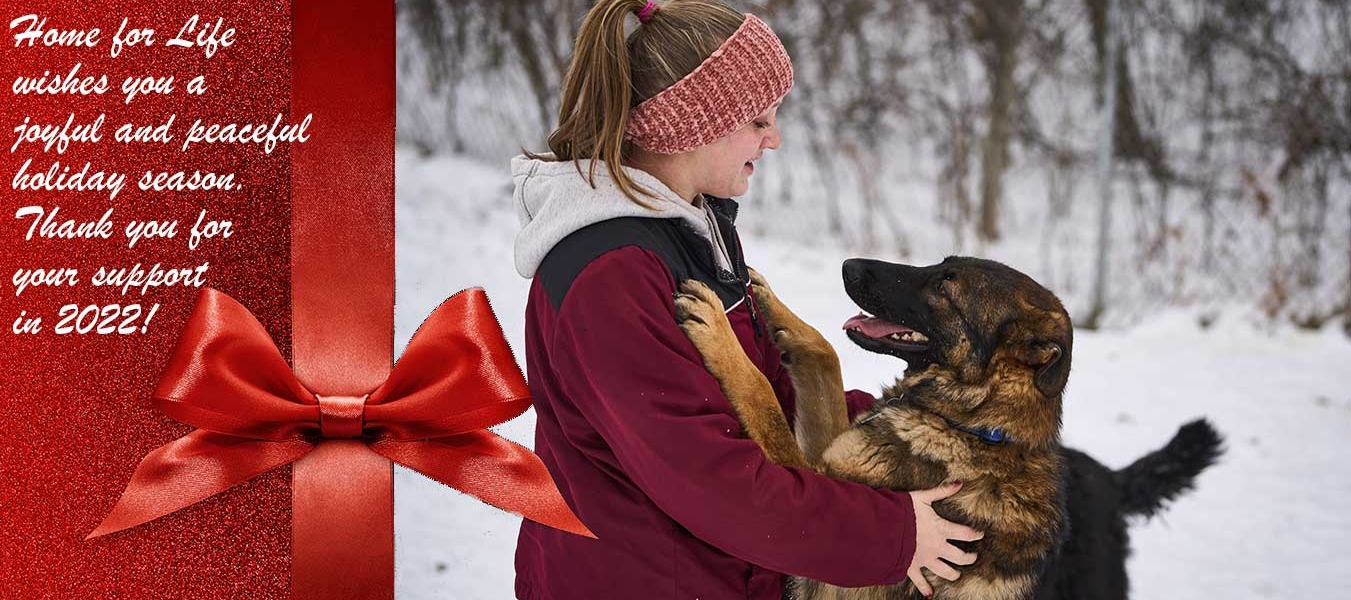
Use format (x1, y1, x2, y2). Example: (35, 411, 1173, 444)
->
(89, 286, 592, 540)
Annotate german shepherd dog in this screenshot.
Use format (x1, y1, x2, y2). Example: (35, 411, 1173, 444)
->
(674, 257, 1222, 600)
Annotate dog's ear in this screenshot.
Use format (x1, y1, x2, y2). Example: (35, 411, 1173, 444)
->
(1029, 342, 1069, 399)
(1008, 335, 1070, 399)
(999, 320, 1072, 398)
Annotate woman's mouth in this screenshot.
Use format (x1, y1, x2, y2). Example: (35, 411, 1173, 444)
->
(744, 161, 754, 175)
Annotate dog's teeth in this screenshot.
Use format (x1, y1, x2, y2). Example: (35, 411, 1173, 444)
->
(888, 333, 902, 340)
(911, 332, 929, 342)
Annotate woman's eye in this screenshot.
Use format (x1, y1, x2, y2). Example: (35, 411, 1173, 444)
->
(753, 121, 770, 130)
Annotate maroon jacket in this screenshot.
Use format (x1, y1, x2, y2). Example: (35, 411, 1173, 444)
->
(513, 204, 915, 599)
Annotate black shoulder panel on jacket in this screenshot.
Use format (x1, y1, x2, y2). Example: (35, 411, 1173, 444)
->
(537, 217, 747, 312)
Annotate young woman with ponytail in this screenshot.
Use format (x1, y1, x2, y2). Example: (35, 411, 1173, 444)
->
(511, 1, 982, 598)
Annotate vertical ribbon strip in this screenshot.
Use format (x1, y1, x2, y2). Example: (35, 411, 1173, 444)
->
(290, 0, 396, 598)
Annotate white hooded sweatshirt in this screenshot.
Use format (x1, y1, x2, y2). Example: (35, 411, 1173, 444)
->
(511, 154, 736, 279)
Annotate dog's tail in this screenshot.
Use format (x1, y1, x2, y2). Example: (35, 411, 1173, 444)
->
(1115, 418, 1224, 519)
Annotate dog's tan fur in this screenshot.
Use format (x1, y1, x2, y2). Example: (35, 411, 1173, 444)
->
(674, 262, 1071, 600)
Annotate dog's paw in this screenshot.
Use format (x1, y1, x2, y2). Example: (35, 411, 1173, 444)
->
(747, 268, 831, 362)
(680, 279, 725, 313)
(675, 280, 732, 351)
(747, 268, 802, 335)
(746, 268, 779, 318)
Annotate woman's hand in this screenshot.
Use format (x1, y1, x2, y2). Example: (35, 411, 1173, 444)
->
(907, 481, 983, 597)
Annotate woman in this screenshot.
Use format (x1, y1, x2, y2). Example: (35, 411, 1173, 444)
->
(511, 1, 982, 598)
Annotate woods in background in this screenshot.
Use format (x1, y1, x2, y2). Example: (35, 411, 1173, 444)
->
(397, 0, 1351, 331)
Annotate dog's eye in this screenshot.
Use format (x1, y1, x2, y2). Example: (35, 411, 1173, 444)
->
(934, 271, 956, 291)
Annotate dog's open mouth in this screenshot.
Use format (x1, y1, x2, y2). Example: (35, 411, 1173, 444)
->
(843, 312, 931, 352)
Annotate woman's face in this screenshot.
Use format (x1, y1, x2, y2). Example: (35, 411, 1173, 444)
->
(686, 103, 781, 199)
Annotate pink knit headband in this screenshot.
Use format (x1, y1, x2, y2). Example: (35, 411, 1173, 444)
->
(625, 14, 794, 155)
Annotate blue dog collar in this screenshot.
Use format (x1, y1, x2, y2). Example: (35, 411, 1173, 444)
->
(866, 396, 1011, 445)
(943, 417, 1010, 445)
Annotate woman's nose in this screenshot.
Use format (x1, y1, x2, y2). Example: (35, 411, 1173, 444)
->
(762, 126, 781, 150)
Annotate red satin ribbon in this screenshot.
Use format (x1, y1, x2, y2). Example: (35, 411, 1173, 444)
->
(288, 0, 399, 595)
(88, 286, 593, 542)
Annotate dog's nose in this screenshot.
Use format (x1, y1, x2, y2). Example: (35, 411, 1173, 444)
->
(842, 259, 873, 286)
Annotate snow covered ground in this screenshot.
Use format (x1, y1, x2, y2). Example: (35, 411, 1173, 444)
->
(391, 151, 1351, 599)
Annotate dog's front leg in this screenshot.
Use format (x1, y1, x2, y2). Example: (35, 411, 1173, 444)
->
(676, 280, 810, 470)
(747, 269, 849, 465)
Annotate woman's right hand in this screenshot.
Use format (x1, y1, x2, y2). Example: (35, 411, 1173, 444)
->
(907, 481, 983, 598)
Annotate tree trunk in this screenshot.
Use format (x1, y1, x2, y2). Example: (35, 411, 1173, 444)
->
(976, 0, 1021, 242)
(1199, 58, 1217, 270)
(1084, 0, 1120, 330)
(1344, 185, 1350, 336)
(498, 1, 556, 137)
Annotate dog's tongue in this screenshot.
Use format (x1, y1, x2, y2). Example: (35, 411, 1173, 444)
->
(843, 313, 913, 338)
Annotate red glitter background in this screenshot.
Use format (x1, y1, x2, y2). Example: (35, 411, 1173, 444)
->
(1, 1, 294, 597)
